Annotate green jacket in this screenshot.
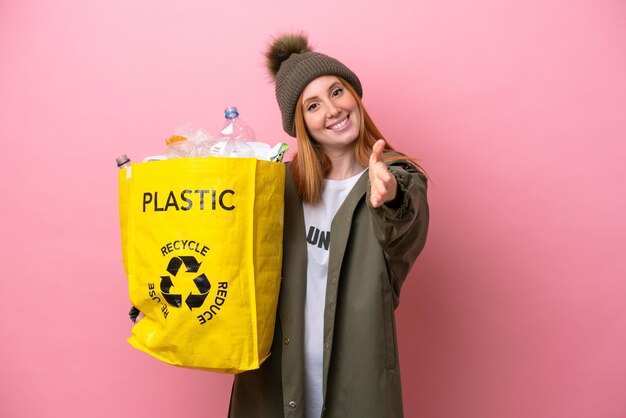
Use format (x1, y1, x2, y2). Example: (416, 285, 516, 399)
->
(229, 162, 429, 418)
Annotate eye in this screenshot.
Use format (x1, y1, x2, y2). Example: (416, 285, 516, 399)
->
(306, 102, 319, 112)
(331, 87, 344, 97)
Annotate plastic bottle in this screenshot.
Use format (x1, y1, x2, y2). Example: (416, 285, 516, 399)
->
(219, 106, 255, 158)
(166, 123, 204, 158)
(179, 124, 216, 157)
(165, 135, 194, 158)
(190, 133, 218, 157)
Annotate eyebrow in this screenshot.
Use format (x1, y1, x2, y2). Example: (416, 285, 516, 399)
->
(302, 81, 344, 107)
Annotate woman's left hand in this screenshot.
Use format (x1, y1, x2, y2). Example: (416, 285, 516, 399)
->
(368, 139, 397, 208)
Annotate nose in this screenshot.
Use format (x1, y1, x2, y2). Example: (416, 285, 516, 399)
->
(326, 102, 341, 118)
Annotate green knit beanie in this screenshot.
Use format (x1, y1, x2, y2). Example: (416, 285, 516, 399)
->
(265, 33, 363, 137)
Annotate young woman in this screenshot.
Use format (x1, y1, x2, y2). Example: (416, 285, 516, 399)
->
(229, 33, 429, 418)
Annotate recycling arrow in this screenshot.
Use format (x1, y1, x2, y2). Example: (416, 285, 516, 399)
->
(184, 273, 211, 310)
(160, 255, 211, 310)
(160, 276, 182, 307)
(166, 256, 201, 275)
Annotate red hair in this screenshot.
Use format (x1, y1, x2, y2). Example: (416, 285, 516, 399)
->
(291, 78, 420, 204)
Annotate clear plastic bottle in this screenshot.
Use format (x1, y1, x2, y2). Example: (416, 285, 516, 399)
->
(190, 130, 218, 157)
(165, 123, 204, 158)
(219, 106, 255, 158)
(165, 134, 195, 158)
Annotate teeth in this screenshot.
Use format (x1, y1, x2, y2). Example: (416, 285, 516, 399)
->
(329, 117, 348, 130)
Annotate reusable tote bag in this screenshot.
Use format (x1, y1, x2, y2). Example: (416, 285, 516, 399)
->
(118, 157, 285, 373)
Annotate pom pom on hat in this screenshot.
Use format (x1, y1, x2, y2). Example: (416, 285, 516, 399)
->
(264, 32, 363, 137)
(265, 32, 312, 80)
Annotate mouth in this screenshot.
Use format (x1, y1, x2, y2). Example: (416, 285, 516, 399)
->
(327, 114, 350, 131)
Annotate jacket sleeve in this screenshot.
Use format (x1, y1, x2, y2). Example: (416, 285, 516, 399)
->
(366, 162, 429, 301)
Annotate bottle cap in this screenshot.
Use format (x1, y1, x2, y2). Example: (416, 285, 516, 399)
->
(224, 106, 239, 120)
(166, 135, 188, 145)
(116, 154, 130, 167)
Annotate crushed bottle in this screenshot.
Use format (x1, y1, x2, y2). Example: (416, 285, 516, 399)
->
(218, 106, 255, 158)
(166, 123, 211, 158)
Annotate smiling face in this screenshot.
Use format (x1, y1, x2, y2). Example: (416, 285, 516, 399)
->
(300, 75, 361, 154)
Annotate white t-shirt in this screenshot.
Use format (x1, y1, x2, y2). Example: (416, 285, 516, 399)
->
(302, 170, 365, 418)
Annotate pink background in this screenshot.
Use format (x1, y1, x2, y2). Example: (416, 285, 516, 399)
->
(1, 0, 625, 417)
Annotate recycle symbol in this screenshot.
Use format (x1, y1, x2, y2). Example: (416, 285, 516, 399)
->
(160, 256, 211, 310)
